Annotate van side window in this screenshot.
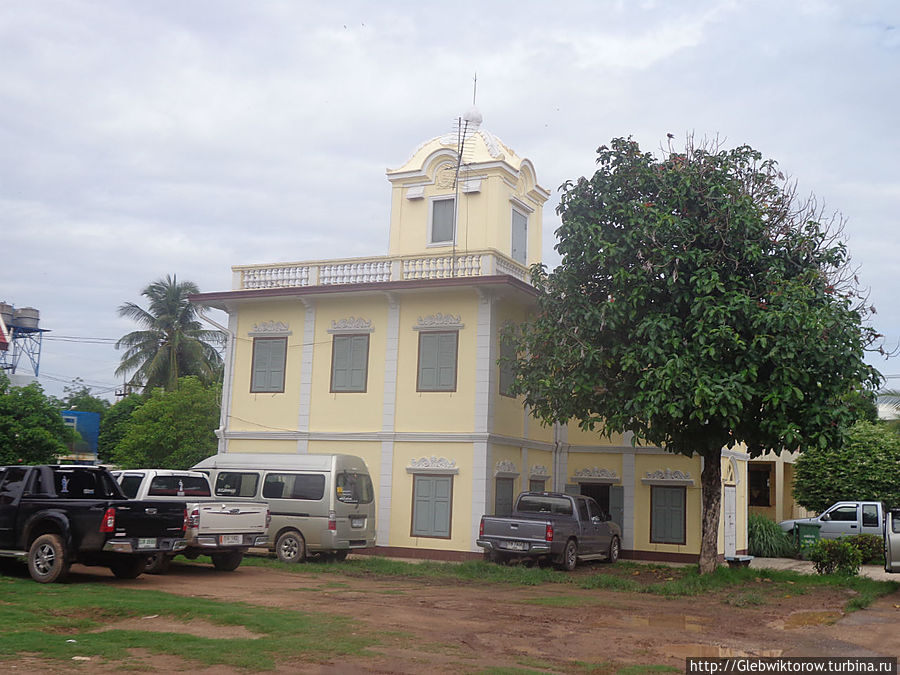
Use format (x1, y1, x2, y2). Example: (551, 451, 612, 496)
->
(336, 472, 374, 504)
(215, 472, 260, 498)
(264, 473, 325, 501)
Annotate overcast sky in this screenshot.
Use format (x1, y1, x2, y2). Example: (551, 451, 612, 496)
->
(2, 0, 898, 402)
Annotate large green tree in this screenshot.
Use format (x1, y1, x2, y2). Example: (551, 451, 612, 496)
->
(59, 377, 112, 417)
(0, 374, 75, 464)
(508, 138, 881, 573)
(116, 274, 225, 393)
(96, 392, 145, 464)
(793, 421, 900, 511)
(110, 377, 220, 470)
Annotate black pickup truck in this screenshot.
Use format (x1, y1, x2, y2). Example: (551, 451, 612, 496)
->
(0, 465, 188, 583)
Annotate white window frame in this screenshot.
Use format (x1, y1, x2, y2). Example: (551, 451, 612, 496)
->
(428, 195, 456, 246)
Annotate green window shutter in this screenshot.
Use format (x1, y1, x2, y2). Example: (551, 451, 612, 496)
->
(412, 476, 451, 537)
(418, 332, 457, 391)
(651, 486, 685, 544)
(495, 478, 514, 516)
(610, 486, 625, 534)
(331, 335, 369, 392)
(252, 338, 286, 393)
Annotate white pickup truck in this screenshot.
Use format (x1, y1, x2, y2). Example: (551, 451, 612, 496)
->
(113, 469, 269, 573)
(779, 501, 886, 540)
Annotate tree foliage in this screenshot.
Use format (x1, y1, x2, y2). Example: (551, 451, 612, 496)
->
(793, 421, 900, 512)
(508, 137, 881, 573)
(116, 274, 225, 393)
(0, 374, 75, 464)
(59, 377, 112, 417)
(97, 393, 146, 464)
(110, 377, 220, 470)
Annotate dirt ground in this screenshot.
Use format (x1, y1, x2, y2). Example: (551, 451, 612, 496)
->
(6, 558, 900, 674)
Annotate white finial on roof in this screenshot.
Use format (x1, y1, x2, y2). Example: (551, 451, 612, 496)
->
(463, 105, 482, 129)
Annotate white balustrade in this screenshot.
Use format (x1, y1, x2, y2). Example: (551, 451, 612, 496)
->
(234, 251, 528, 290)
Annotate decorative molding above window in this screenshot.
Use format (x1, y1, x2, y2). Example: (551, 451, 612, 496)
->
(406, 456, 459, 475)
(248, 320, 291, 337)
(327, 317, 373, 334)
(435, 165, 456, 189)
(642, 468, 695, 486)
(494, 459, 519, 479)
(413, 313, 464, 331)
(461, 177, 482, 193)
(510, 195, 535, 214)
(529, 464, 550, 480)
(571, 467, 620, 484)
(406, 185, 425, 200)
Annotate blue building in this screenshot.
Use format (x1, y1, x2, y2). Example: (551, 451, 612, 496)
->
(60, 410, 100, 465)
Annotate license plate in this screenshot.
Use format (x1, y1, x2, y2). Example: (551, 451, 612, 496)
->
(501, 541, 528, 551)
(350, 517, 364, 528)
(137, 538, 157, 549)
(220, 534, 242, 545)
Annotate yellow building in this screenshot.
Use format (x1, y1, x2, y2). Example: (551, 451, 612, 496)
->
(193, 109, 749, 563)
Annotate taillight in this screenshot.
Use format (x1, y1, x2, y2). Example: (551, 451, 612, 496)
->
(182, 508, 188, 532)
(328, 510, 336, 532)
(188, 507, 200, 529)
(479, 517, 484, 537)
(545, 523, 553, 542)
(100, 507, 116, 533)
(266, 508, 271, 529)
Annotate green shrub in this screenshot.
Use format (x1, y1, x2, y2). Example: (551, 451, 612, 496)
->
(808, 539, 863, 576)
(748, 513, 796, 558)
(846, 534, 884, 565)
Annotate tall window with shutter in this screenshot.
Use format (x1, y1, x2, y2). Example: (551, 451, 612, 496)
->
(417, 331, 458, 392)
(650, 486, 686, 544)
(411, 475, 452, 538)
(330, 334, 369, 392)
(250, 337, 287, 393)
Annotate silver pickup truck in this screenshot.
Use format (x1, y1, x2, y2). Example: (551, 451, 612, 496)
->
(113, 469, 269, 573)
(779, 501, 885, 540)
(477, 492, 621, 571)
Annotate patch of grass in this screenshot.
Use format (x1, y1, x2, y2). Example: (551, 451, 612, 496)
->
(521, 594, 599, 608)
(722, 591, 766, 607)
(243, 553, 898, 612)
(0, 575, 375, 669)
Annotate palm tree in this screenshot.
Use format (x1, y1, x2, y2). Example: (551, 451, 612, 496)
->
(115, 275, 225, 392)
(878, 389, 900, 418)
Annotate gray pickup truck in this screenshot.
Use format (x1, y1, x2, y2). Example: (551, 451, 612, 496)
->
(477, 492, 621, 571)
(779, 501, 885, 540)
(885, 508, 899, 574)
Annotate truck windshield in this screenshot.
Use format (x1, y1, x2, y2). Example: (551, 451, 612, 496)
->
(517, 495, 572, 515)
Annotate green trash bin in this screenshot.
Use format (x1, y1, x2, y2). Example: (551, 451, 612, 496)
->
(793, 521, 821, 555)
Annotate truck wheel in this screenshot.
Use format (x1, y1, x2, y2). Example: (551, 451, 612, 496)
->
(604, 536, 620, 564)
(211, 551, 243, 571)
(144, 552, 172, 574)
(110, 556, 146, 579)
(276, 531, 305, 563)
(28, 534, 69, 583)
(557, 539, 578, 572)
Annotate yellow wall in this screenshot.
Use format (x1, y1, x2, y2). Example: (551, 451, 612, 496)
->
(393, 292, 479, 433)
(230, 300, 306, 433)
(632, 454, 702, 556)
(390, 441, 473, 551)
(308, 298, 387, 433)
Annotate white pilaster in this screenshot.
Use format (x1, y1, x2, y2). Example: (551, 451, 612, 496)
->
(378, 294, 400, 546)
(296, 299, 316, 453)
(471, 289, 495, 549)
(622, 449, 635, 553)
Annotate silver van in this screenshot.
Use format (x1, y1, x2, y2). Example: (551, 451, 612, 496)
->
(192, 453, 376, 562)
(886, 508, 900, 574)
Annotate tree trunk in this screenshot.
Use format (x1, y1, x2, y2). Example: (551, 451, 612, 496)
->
(698, 450, 723, 574)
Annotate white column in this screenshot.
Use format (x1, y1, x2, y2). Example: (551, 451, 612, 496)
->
(378, 294, 400, 547)
(471, 290, 495, 549)
(622, 450, 635, 554)
(296, 299, 316, 453)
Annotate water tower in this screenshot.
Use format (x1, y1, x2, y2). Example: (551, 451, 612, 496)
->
(0, 302, 48, 385)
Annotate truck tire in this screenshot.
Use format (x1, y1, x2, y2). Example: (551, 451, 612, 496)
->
(275, 530, 305, 563)
(110, 556, 146, 579)
(144, 552, 173, 574)
(557, 539, 578, 572)
(28, 533, 69, 583)
(604, 536, 620, 564)
(211, 551, 243, 571)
